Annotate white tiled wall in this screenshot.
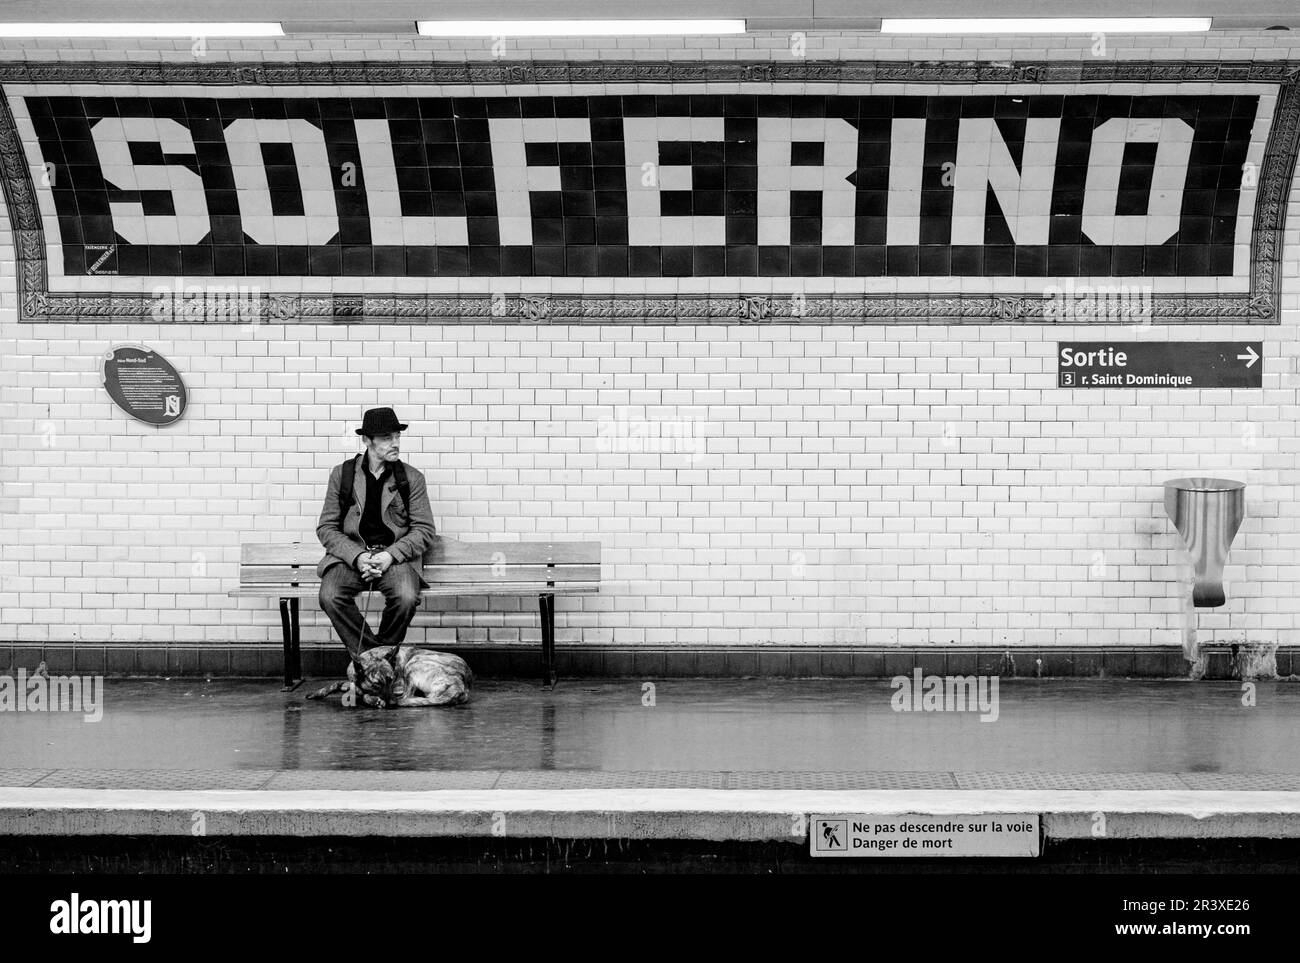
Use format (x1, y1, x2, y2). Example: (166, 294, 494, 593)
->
(1, 30, 1298, 651)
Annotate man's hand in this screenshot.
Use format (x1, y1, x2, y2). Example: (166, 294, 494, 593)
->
(355, 552, 378, 580)
(368, 551, 395, 575)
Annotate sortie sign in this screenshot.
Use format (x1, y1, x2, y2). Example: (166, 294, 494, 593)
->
(1057, 342, 1262, 388)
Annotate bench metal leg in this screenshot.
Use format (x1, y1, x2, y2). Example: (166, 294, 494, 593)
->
(279, 597, 303, 692)
(289, 597, 302, 687)
(539, 592, 557, 688)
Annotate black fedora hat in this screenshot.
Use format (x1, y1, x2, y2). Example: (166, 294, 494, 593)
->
(356, 407, 409, 436)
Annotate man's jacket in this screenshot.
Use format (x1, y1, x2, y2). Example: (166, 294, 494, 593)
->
(316, 457, 437, 586)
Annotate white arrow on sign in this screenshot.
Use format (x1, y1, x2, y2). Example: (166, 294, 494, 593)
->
(1237, 346, 1259, 368)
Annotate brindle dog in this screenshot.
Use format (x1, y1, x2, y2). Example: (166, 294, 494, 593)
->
(307, 645, 473, 708)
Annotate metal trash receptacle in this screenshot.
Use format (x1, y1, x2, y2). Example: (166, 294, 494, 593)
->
(1163, 477, 1246, 608)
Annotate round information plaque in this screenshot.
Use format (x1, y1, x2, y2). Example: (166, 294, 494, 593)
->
(102, 344, 188, 426)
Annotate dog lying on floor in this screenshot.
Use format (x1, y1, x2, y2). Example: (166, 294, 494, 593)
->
(307, 646, 473, 708)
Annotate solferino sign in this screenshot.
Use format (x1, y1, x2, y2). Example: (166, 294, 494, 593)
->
(0, 60, 1296, 323)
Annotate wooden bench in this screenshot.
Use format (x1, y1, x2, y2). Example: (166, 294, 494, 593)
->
(229, 536, 601, 689)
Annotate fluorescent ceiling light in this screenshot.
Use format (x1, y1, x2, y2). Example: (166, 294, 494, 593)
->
(0, 22, 285, 37)
(881, 17, 1212, 34)
(418, 19, 746, 37)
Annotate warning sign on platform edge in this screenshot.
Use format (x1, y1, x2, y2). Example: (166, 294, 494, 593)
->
(810, 813, 1041, 858)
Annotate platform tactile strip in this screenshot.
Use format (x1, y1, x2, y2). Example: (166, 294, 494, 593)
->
(727, 771, 958, 790)
(495, 770, 731, 790)
(10, 768, 1300, 793)
(953, 771, 1189, 791)
(0, 769, 55, 788)
(262, 770, 503, 791)
(32, 769, 279, 791)
(1177, 772, 1300, 791)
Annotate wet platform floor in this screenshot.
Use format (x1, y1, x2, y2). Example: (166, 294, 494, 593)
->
(2, 678, 1299, 791)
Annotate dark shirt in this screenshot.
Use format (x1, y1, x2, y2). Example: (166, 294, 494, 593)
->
(358, 458, 395, 549)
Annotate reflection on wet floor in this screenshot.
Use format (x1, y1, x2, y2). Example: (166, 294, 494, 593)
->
(0, 678, 1296, 774)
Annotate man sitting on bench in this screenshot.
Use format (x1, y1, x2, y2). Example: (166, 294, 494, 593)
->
(316, 407, 437, 659)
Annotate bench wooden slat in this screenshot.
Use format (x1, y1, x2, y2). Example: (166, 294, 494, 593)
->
(427, 538, 600, 566)
(241, 536, 601, 567)
(237, 564, 600, 584)
(229, 583, 599, 598)
(240, 542, 331, 566)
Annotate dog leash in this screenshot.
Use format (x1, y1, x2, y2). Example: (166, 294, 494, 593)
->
(355, 544, 386, 668)
(358, 544, 406, 671)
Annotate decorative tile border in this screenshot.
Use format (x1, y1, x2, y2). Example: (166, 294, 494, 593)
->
(0, 59, 1296, 324)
